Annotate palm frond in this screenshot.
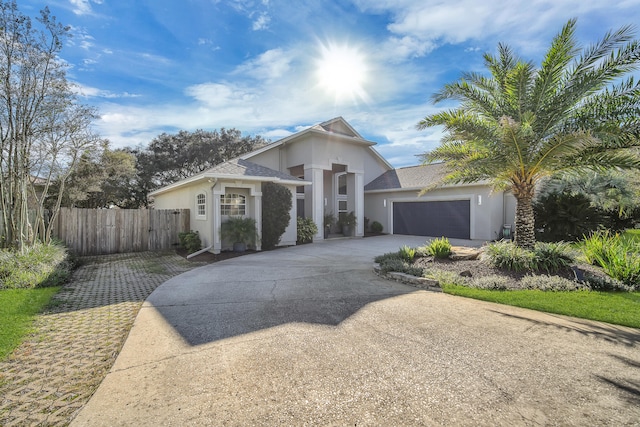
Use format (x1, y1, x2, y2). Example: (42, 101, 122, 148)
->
(532, 18, 579, 116)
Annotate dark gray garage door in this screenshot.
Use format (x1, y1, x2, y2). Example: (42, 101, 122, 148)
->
(393, 200, 470, 239)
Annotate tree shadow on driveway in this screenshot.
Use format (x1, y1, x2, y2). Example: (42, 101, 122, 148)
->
(488, 309, 640, 347)
(152, 292, 412, 346)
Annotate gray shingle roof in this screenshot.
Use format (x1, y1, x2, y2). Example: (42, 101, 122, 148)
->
(206, 158, 305, 182)
(364, 163, 449, 191)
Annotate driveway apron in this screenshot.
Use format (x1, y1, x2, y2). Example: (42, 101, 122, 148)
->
(72, 236, 640, 426)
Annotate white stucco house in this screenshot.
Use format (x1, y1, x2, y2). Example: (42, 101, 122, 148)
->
(150, 117, 516, 254)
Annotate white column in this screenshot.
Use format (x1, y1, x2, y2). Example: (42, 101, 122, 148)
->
(304, 166, 324, 240)
(212, 186, 222, 254)
(254, 192, 262, 251)
(355, 172, 364, 237)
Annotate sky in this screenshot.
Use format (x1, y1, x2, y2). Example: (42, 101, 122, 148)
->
(19, 0, 640, 167)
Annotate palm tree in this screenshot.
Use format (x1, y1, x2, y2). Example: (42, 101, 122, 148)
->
(417, 19, 640, 249)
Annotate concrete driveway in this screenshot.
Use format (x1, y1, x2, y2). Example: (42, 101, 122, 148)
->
(72, 235, 640, 426)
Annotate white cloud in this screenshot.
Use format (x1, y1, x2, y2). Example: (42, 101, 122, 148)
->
(69, 0, 92, 15)
(354, 0, 640, 58)
(73, 83, 141, 99)
(252, 12, 271, 31)
(234, 48, 292, 81)
(69, 0, 102, 15)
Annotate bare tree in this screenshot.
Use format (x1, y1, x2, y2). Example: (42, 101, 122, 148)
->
(0, 1, 100, 248)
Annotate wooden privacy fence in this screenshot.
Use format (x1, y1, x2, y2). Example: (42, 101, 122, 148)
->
(53, 208, 190, 256)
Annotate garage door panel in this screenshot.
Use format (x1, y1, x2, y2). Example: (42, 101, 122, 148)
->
(393, 200, 470, 239)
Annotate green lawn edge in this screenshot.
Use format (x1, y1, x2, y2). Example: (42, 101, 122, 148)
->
(0, 287, 60, 360)
(441, 284, 640, 329)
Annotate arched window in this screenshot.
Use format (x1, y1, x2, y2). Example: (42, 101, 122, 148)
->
(196, 193, 206, 219)
(220, 193, 246, 215)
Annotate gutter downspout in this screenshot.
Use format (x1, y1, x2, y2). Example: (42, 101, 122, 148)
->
(187, 245, 213, 259)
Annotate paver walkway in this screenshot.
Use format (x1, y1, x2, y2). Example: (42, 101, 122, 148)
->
(0, 252, 202, 427)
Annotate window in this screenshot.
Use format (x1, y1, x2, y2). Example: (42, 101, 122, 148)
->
(220, 193, 246, 215)
(338, 173, 347, 196)
(196, 193, 206, 219)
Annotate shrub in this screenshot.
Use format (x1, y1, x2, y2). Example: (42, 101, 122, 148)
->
(485, 241, 535, 272)
(520, 275, 585, 291)
(426, 237, 452, 259)
(262, 182, 292, 250)
(178, 230, 201, 253)
(423, 269, 467, 286)
(374, 251, 402, 264)
(297, 217, 318, 243)
(469, 275, 511, 290)
(399, 245, 416, 262)
(413, 245, 429, 258)
(582, 273, 633, 292)
(323, 212, 336, 231)
(378, 258, 423, 276)
(371, 221, 383, 233)
(0, 242, 72, 289)
(580, 231, 640, 288)
(533, 242, 575, 273)
(534, 192, 601, 242)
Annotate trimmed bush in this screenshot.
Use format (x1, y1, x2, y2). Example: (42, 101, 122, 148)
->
(178, 230, 201, 253)
(262, 182, 292, 250)
(426, 237, 452, 259)
(371, 221, 383, 233)
(297, 217, 318, 243)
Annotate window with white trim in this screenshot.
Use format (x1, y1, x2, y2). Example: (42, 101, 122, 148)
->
(220, 193, 246, 215)
(196, 193, 206, 219)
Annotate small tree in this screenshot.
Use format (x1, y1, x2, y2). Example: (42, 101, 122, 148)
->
(261, 182, 292, 250)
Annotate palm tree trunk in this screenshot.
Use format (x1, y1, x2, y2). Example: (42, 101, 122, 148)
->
(514, 194, 536, 250)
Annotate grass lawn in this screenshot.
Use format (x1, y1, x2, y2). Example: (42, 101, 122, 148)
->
(442, 284, 640, 329)
(0, 287, 60, 360)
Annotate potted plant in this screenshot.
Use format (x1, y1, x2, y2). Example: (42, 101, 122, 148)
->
(340, 211, 357, 236)
(323, 212, 335, 239)
(220, 216, 259, 252)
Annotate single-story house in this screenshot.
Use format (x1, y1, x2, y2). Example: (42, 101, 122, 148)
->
(150, 117, 516, 253)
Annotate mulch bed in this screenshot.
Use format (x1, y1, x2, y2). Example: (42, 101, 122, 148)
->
(412, 256, 609, 289)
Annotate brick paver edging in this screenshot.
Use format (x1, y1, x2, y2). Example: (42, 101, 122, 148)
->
(0, 252, 203, 427)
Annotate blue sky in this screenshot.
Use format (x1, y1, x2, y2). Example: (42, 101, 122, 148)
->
(21, 0, 640, 167)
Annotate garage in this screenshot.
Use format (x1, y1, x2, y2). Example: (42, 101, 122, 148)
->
(393, 200, 470, 239)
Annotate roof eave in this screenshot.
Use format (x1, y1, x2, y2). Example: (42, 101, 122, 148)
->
(149, 173, 310, 197)
(364, 181, 492, 194)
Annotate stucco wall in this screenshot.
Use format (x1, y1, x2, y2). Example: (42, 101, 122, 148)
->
(152, 182, 214, 248)
(364, 185, 510, 241)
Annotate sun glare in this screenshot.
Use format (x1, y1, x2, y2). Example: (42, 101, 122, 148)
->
(316, 42, 369, 104)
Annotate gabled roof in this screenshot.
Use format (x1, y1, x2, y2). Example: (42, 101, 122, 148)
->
(241, 116, 393, 170)
(365, 162, 491, 192)
(149, 158, 309, 197)
(364, 163, 449, 192)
